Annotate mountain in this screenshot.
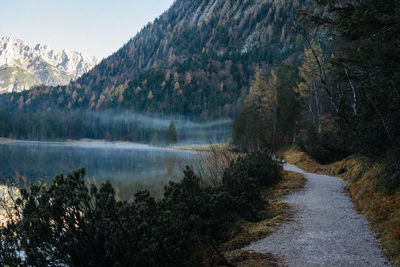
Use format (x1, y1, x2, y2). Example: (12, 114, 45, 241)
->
(1, 0, 309, 118)
(0, 37, 98, 94)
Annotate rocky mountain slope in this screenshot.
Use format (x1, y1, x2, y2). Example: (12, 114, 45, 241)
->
(0, 37, 98, 94)
(1, 0, 309, 118)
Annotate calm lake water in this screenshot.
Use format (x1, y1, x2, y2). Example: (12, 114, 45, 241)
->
(0, 140, 199, 200)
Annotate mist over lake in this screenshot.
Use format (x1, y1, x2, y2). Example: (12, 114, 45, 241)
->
(0, 140, 200, 200)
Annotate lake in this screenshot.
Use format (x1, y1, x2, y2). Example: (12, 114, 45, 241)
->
(0, 140, 200, 200)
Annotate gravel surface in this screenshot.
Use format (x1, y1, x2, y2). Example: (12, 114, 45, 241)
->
(244, 163, 391, 266)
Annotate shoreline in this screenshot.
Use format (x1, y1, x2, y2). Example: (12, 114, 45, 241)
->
(0, 137, 221, 153)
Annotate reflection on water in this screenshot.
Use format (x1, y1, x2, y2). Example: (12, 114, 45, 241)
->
(0, 141, 199, 200)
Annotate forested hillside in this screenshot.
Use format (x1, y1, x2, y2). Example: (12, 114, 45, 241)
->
(0, 0, 309, 118)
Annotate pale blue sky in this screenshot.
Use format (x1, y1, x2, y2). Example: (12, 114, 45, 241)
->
(1, 0, 175, 59)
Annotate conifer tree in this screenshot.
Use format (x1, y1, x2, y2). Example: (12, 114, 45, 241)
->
(233, 69, 279, 151)
(167, 121, 178, 145)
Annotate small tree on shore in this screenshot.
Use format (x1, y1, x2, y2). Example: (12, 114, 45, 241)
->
(167, 121, 178, 145)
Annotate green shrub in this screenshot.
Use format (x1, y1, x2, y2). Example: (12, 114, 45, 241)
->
(1, 169, 146, 266)
(158, 167, 236, 266)
(297, 126, 349, 164)
(222, 151, 281, 220)
(0, 152, 281, 266)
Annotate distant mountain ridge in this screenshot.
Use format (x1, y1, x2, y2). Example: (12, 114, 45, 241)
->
(1, 0, 309, 118)
(0, 37, 98, 94)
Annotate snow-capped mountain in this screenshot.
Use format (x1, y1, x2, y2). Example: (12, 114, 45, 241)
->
(0, 37, 99, 94)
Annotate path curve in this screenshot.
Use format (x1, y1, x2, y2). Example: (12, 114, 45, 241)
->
(244, 163, 391, 266)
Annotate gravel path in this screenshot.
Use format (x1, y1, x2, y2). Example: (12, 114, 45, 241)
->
(244, 163, 391, 266)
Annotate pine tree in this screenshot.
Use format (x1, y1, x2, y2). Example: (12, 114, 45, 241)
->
(166, 121, 177, 145)
(233, 69, 279, 151)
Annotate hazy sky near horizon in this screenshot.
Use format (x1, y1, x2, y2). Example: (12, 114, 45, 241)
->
(1, 0, 175, 59)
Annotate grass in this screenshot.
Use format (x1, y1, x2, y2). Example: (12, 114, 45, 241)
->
(283, 147, 400, 266)
(220, 170, 306, 266)
(172, 143, 233, 152)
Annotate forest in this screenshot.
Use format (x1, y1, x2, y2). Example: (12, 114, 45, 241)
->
(233, 0, 400, 169)
(0, 109, 231, 145)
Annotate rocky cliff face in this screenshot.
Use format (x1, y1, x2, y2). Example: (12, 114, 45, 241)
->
(0, 37, 98, 94)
